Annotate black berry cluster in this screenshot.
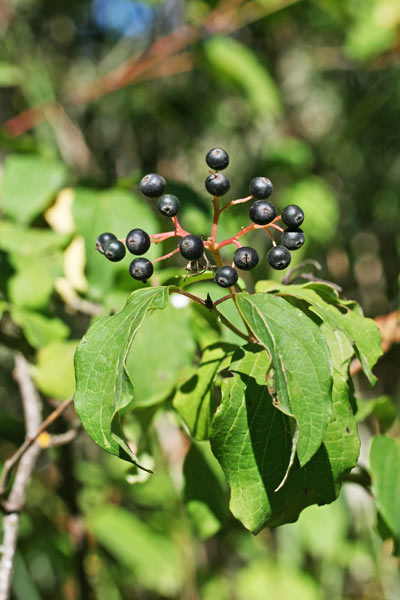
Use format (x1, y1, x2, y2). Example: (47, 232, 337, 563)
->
(95, 147, 306, 289)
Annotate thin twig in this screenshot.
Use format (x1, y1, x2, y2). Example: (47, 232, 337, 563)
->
(0, 355, 42, 600)
(0, 396, 74, 497)
(214, 308, 255, 343)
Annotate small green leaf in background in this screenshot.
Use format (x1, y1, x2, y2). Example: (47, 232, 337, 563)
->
(125, 298, 197, 408)
(74, 287, 169, 465)
(0, 220, 70, 257)
(370, 435, 400, 543)
(173, 342, 236, 440)
(33, 340, 78, 399)
(87, 504, 182, 596)
(8, 254, 63, 310)
(11, 308, 69, 348)
(1, 155, 67, 224)
(73, 187, 159, 300)
(356, 395, 397, 432)
(236, 292, 333, 467)
(278, 177, 339, 244)
(204, 36, 282, 116)
(183, 441, 228, 539)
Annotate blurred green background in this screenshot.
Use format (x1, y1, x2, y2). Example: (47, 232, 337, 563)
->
(1, 0, 400, 598)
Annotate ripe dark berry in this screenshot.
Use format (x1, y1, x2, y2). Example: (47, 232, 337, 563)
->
(249, 200, 276, 225)
(281, 228, 305, 251)
(96, 232, 117, 253)
(104, 239, 126, 262)
(233, 246, 259, 271)
(215, 266, 238, 288)
(281, 204, 304, 228)
(139, 173, 166, 198)
(267, 246, 291, 270)
(126, 229, 151, 255)
(205, 173, 230, 196)
(249, 177, 273, 199)
(129, 257, 154, 282)
(179, 235, 204, 260)
(157, 194, 180, 217)
(206, 148, 229, 170)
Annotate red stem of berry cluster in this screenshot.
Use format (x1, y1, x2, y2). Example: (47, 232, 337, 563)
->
(147, 192, 283, 266)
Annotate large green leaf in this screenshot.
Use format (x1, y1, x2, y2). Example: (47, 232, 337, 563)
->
(8, 253, 63, 310)
(74, 287, 169, 466)
(210, 342, 358, 532)
(87, 504, 182, 596)
(125, 299, 196, 408)
(72, 187, 159, 300)
(33, 340, 78, 400)
(370, 435, 400, 541)
(257, 281, 383, 385)
(1, 155, 67, 224)
(173, 343, 236, 440)
(11, 307, 70, 348)
(236, 292, 333, 467)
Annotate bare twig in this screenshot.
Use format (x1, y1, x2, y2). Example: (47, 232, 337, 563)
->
(0, 355, 42, 600)
(0, 396, 74, 497)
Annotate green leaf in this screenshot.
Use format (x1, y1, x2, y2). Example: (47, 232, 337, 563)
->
(72, 187, 159, 300)
(210, 343, 358, 533)
(236, 292, 333, 467)
(87, 504, 182, 596)
(183, 442, 228, 539)
(1, 155, 67, 224)
(8, 253, 63, 310)
(356, 395, 396, 431)
(173, 343, 236, 441)
(258, 281, 382, 386)
(278, 177, 339, 244)
(203, 36, 282, 116)
(0, 220, 70, 257)
(74, 287, 169, 466)
(125, 299, 196, 408)
(11, 308, 69, 348)
(370, 435, 400, 540)
(33, 340, 78, 399)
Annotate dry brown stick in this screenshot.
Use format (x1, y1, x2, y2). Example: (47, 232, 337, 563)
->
(0, 396, 74, 497)
(0, 355, 42, 600)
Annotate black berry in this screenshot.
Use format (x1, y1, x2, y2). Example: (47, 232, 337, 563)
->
(179, 235, 204, 260)
(129, 257, 154, 282)
(140, 173, 166, 198)
(281, 204, 304, 228)
(126, 229, 151, 255)
(215, 266, 238, 288)
(206, 148, 229, 170)
(96, 232, 117, 253)
(249, 200, 276, 225)
(205, 173, 230, 196)
(104, 239, 126, 262)
(157, 194, 180, 217)
(233, 246, 259, 271)
(249, 177, 273, 199)
(281, 228, 305, 251)
(267, 246, 291, 270)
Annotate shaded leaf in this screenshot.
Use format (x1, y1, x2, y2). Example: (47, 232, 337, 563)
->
(74, 287, 169, 465)
(183, 442, 228, 539)
(1, 154, 67, 224)
(173, 343, 236, 440)
(0, 220, 70, 257)
(236, 292, 333, 466)
(11, 308, 69, 348)
(8, 253, 63, 310)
